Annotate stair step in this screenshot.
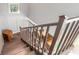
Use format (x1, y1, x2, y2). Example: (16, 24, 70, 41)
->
(15, 47, 31, 55)
(4, 46, 29, 55)
(28, 51, 36, 55)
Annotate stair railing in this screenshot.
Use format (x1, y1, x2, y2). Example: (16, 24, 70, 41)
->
(20, 15, 79, 55)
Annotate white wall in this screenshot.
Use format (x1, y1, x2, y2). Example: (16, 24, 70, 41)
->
(0, 3, 29, 53)
(28, 3, 79, 54)
(20, 3, 29, 16)
(7, 3, 29, 33)
(0, 3, 29, 31)
(0, 3, 29, 33)
(0, 3, 8, 30)
(28, 3, 79, 24)
(0, 3, 8, 14)
(0, 3, 8, 54)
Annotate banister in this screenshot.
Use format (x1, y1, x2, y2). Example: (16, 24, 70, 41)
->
(20, 15, 79, 55)
(48, 15, 65, 55)
(20, 22, 58, 29)
(65, 16, 79, 23)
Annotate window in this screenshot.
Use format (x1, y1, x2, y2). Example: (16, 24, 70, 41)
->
(9, 4, 20, 13)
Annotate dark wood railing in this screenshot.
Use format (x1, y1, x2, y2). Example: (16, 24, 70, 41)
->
(55, 16, 79, 55)
(20, 15, 79, 55)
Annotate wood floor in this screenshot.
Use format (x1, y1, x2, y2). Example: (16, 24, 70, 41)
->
(1, 33, 36, 55)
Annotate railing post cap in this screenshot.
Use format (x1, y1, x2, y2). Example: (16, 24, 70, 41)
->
(59, 15, 65, 19)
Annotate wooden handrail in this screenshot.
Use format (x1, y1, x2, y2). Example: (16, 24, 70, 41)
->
(20, 22, 58, 29)
(20, 15, 79, 55)
(65, 16, 79, 23)
(48, 15, 65, 55)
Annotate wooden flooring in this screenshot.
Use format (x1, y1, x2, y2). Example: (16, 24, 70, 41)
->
(1, 33, 36, 55)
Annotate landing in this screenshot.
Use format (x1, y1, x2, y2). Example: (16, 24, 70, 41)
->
(1, 33, 35, 55)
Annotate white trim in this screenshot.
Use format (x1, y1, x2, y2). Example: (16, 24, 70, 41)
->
(26, 17, 37, 25)
(65, 16, 79, 23)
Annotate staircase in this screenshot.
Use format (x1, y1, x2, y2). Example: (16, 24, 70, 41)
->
(20, 15, 79, 55)
(2, 15, 79, 55)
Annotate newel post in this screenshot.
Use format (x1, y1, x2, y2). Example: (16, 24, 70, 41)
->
(48, 15, 65, 55)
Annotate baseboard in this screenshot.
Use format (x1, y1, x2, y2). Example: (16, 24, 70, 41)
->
(13, 31, 20, 35)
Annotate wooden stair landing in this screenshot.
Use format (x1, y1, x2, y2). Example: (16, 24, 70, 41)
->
(1, 33, 36, 55)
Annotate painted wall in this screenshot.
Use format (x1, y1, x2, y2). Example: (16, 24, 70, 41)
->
(20, 3, 29, 16)
(28, 3, 79, 54)
(0, 3, 29, 32)
(0, 3, 8, 54)
(28, 3, 79, 24)
(0, 3, 29, 53)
